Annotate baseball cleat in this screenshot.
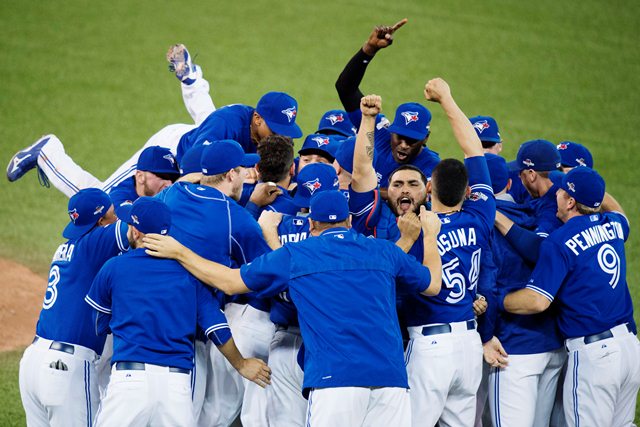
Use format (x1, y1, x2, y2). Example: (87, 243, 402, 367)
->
(167, 44, 198, 85)
(6, 135, 51, 182)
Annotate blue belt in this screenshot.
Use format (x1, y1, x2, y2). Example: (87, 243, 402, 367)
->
(421, 320, 476, 337)
(115, 361, 191, 375)
(584, 324, 632, 345)
(33, 336, 75, 355)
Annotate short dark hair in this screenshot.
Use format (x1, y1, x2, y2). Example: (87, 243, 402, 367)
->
(481, 141, 498, 149)
(388, 164, 428, 186)
(431, 159, 468, 207)
(257, 135, 294, 183)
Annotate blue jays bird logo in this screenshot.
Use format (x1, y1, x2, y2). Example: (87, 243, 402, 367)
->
(473, 120, 490, 133)
(68, 209, 80, 223)
(326, 114, 344, 125)
(557, 143, 569, 150)
(401, 111, 420, 125)
(312, 136, 330, 147)
(302, 178, 322, 195)
(281, 107, 297, 123)
(163, 154, 176, 165)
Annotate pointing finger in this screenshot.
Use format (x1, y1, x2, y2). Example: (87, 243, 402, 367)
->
(391, 18, 408, 32)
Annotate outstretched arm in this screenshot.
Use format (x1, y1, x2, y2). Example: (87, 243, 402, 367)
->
(351, 95, 382, 193)
(335, 19, 407, 113)
(216, 337, 272, 388)
(143, 234, 250, 295)
(423, 78, 483, 158)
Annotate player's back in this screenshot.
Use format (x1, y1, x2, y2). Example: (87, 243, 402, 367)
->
(158, 182, 232, 265)
(96, 249, 203, 370)
(542, 211, 633, 338)
(177, 104, 255, 161)
(36, 221, 128, 354)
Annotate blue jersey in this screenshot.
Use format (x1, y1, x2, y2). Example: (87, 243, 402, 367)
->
(348, 110, 440, 187)
(507, 169, 531, 205)
(269, 213, 312, 327)
(36, 221, 129, 354)
(403, 156, 496, 326)
(492, 198, 563, 354)
(525, 212, 633, 339)
(85, 249, 231, 370)
(245, 185, 299, 220)
(157, 182, 272, 311)
(240, 227, 431, 391)
(108, 177, 138, 219)
(528, 183, 563, 238)
(177, 104, 255, 162)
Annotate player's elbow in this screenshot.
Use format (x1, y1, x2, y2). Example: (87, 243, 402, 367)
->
(422, 276, 442, 296)
(529, 294, 551, 314)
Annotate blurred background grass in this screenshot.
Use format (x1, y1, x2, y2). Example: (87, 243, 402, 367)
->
(1, 0, 638, 423)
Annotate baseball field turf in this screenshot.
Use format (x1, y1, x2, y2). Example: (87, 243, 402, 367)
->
(1, 0, 638, 424)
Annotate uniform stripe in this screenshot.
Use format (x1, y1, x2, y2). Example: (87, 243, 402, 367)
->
(525, 284, 554, 302)
(350, 200, 375, 217)
(364, 190, 379, 230)
(573, 352, 580, 427)
(40, 153, 80, 193)
(404, 339, 414, 366)
(85, 296, 112, 314)
(204, 324, 230, 336)
(115, 220, 127, 252)
(536, 232, 549, 238)
(470, 183, 494, 194)
(102, 165, 136, 192)
(84, 362, 90, 427)
(306, 390, 313, 427)
(494, 368, 501, 427)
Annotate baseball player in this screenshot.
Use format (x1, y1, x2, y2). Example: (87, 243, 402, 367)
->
(470, 115, 503, 155)
(85, 197, 270, 427)
(19, 188, 128, 427)
(152, 139, 273, 426)
(483, 153, 566, 427)
(556, 140, 593, 172)
(143, 189, 443, 427)
(499, 167, 639, 426)
(335, 19, 440, 194)
(316, 109, 357, 138)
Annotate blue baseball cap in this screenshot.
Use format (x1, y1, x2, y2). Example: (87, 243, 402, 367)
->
(201, 140, 260, 176)
(293, 163, 339, 208)
(124, 197, 172, 235)
(560, 167, 605, 208)
(549, 170, 565, 188)
(485, 154, 509, 194)
(310, 190, 349, 222)
(470, 116, 501, 143)
(256, 92, 303, 139)
(334, 136, 356, 174)
(179, 144, 207, 175)
(388, 103, 432, 141)
(298, 134, 341, 163)
(556, 141, 593, 168)
(511, 139, 561, 172)
(137, 146, 180, 175)
(63, 188, 112, 239)
(316, 109, 356, 137)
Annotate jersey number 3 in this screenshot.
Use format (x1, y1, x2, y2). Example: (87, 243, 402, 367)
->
(43, 265, 60, 309)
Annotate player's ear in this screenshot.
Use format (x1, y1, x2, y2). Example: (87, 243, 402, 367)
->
(505, 178, 512, 192)
(253, 112, 263, 126)
(465, 186, 471, 198)
(135, 170, 145, 185)
(426, 181, 432, 194)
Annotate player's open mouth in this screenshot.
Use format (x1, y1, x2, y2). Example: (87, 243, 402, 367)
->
(398, 197, 413, 212)
(396, 151, 409, 161)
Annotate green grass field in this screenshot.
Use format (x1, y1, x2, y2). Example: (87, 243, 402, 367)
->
(1, 0, 638, 424)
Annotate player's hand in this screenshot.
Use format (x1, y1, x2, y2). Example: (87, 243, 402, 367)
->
(142, 233, 184, 260)
(360, 94, 382, 117)
(397, 212, 421, 243)
(258, 210, 283, 231)
(244, 167, 259, 184)
(473, 295, 488, 316)
(363, 18, 408, 56)
(419, 205, 441, 238)
(483, 336, 509, 369)
(249, 182, 282, 207)
(424, 78, 452, 104)
(237, 358, 272, 388)
(176, 172, 202, 184)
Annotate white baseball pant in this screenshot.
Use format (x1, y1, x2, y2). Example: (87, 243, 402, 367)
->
(563, 324, 640, 427)
(19, 337, 100, 427)
(406, 322, 483, 427)
(488, 348, 565, 427)
(306, 386, 411, 427)
(267, 326, 306, 427)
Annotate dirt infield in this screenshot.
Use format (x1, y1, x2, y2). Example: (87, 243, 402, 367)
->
(0, 258, 45, 352)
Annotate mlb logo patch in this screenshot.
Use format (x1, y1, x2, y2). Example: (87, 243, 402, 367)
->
(293, 218, 304, 226)
(329, 214, 337, 220)
(401, 111, 420, 125)
(469, 192, 488, 202)
(522, 159, 535, 167)
(281, 107, 297, 123)
(326, 114, 344, 125)
(590, 214, 599, 222)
